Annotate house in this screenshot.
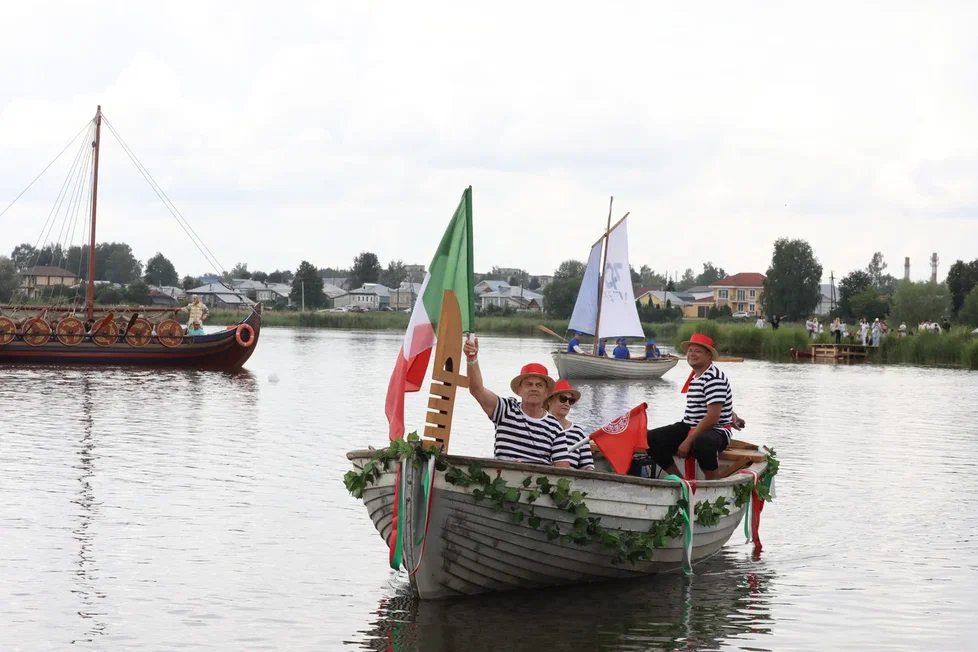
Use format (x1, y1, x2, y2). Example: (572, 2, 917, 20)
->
(334, 283, 390, 310)
(322, 283, 347, 308)
(474, 279, 511, 296)
(154, 285, 186, 301)
(710, 273, 766, 316)
(322, 277, 351, 291)
(636, 290, 688, 309)
(19, 265, 79, 299)
(148, 289, 179, 306)
(256, 283, 292, 306)
(816, 284, 836, 316)
(230, 278, 267, 300)
(390, 281, 422, 311)
(479, 285, 544, 312)
(199, 274, 221, 285)
(403, 264, 426, 282)
(685, 295, 719, 319)
(185, 283, 255, 309)
(529, 274, 553, 289)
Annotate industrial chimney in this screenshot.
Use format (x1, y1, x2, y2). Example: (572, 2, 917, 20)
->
(904, 257, 910, 280)
(930, 253, 939, 283)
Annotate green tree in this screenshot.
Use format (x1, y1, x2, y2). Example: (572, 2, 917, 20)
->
(379, 259, 408, 288)
(230, 262, 251, 279)
(665, 279, 676, 292)
(267, 269, 294, 284)
(638, 265, 668, 288)
(677, 268, 697, 290)
(350, 252, 382, 288)
(124, 280, 152, 305)
(958, 286, 978, 328)
(0, 255, 19, 301)
(10, 243, 38, 271)
(181, 275, 199, 290)
(528, 277, 541, 290)
(251, 270, 268, 283)
(946, 259, 978, 315)
(291, 261, 324, 309)
(866, 252, 887, 287)
(543, 260, 585, 319)
(94, 285, 124, 305)
(144, 253, 179, 287)
(848, 287, 889, 320)
(103, 245, 142, 283)
(837, 270, 873, 318)
(695, 262, 726, 287)
(761, 239, 822, 320)
(889, 280, 951, 328)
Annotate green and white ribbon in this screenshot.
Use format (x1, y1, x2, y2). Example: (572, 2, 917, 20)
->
(409, 455, 436, 576)
(665, 474, 694, 575)
(388, 456, 408, 570)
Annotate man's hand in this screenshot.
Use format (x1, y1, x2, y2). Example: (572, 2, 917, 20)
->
(677, 437, 694, 458)
(731, 411, 746, 430)
(462, 335, 479, 361)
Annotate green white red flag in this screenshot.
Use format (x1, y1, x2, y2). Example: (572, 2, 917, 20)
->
(385, 187, 475, 440)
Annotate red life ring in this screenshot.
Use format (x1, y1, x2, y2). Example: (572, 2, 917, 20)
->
(235, 323, 255, 347)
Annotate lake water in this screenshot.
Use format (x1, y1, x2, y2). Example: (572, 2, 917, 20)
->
(2, 328, 977, 651)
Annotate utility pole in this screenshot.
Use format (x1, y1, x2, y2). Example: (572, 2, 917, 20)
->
(830, 271, 836, 313)
(301, 280, 305, 312)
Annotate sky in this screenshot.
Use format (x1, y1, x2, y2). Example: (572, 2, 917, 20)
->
(1, 1, 976, 284)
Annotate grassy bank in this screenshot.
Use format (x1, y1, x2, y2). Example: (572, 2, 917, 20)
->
(671, 322, 812, 360)
(206, 309, 681, 340)
(877, 329, 978, 369)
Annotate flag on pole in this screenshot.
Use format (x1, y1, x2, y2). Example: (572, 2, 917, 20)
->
(385, 187, 475, 440)
(589, 403, 648, 474)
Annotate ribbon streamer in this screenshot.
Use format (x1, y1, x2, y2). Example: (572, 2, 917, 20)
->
(664, 474, 694, 575)
(409, 455, 437, 576)
(388, 457, 407, 570)
(737, 468, 764, 552)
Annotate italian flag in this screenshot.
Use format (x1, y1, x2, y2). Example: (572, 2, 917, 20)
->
(385, 187, 475, 440)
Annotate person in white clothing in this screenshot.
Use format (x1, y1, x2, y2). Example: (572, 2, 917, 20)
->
(859, 319, 870, 345)
(871, 318, 881, 346)
(755, 316, 765, 329)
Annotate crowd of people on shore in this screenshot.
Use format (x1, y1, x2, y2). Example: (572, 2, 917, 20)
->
(463, 332, 742, 481)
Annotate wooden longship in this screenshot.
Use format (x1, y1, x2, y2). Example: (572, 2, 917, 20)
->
(0, 107, 260, 371)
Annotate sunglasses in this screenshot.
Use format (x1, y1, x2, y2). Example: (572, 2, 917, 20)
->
(557, 395, 577, 405)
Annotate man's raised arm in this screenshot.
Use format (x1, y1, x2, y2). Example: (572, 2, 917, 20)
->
(462, 336, 498, 418)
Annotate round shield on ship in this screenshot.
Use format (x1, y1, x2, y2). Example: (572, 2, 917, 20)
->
(91, 319, 120, 347)
(56, 316, 86, 346)
(23, 318, 52, 347)
(124, 318, 153, 347)
(0, 316, 15, 346)
(156, 319, 184, 348)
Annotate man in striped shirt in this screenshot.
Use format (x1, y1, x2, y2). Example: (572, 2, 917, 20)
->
(646, 333, 740, 480)
(462, 336, 571, 467)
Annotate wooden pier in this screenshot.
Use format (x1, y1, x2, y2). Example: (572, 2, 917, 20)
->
(809, 343, 873, 363)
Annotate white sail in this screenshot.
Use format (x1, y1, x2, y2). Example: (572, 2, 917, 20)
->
(597, 217, 645, 340)
(567, 241, 603, 335)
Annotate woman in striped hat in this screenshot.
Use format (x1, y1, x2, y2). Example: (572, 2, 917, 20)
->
(545, 380, 594, 471)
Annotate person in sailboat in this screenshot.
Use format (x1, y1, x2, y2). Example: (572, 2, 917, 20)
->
(544, 380, 594, 471)
(462, 336, 571, 468)
(645, 333, 741, 481)
(597, 338, 608, 357)
(180, 295, 209, 336)
(566, 331, 585, 354)
(644, 339, 661, 359)
(612, 337, 630, 359)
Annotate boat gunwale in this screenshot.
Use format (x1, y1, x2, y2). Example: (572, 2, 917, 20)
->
(346, 450, 767, 490)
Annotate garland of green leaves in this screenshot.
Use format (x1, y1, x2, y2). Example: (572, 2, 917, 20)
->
(344, 434, 781, 566)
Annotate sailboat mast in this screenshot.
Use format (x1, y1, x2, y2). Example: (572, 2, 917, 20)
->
(592, 197, 613, 354)
(86, 106, 102, 321)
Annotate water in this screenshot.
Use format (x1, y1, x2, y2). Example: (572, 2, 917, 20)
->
(1, 329, 977, 651)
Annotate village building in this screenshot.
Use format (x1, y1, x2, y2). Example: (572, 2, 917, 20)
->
(709, 273, 766, 316)
(19, 265, 79, 299)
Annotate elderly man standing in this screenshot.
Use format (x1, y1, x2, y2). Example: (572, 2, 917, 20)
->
(646, 333, 737, 480)
(462, 336, 570, 467)
(181, 295, 208, 336)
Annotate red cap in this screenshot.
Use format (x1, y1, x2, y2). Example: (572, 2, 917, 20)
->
(548, 379, 582, 402)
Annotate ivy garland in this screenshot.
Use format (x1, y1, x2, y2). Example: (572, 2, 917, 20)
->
(344, 435, 781, 566)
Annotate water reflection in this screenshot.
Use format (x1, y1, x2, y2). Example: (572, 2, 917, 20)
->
(350, 554, 777, 652)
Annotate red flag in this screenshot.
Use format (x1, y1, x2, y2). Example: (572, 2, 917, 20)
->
(590, 403, 648, 474)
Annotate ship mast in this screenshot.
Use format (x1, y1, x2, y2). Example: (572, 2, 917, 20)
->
(86, 106, 102, 320)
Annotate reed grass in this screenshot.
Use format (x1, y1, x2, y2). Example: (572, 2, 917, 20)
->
(673, 322, 810, 360)
(876, 329, 976, 367)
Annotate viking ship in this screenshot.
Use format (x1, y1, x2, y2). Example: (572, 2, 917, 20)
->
(551, 199, 677, 379)
(0, 107, 260, 370)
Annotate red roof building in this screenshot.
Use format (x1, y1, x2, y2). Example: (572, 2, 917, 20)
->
(709, 273, 766, 316)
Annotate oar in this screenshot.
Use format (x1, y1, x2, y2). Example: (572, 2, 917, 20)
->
(536, 325, 567, 342)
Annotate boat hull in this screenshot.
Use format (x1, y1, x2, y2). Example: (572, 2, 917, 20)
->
(347, 451, 766, 599)
(552, 351, 679, 380)
(0, 307, 261, 371)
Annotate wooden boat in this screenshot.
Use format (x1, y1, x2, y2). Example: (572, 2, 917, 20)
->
(555, 199, 675, 380)
(346, 290, 773, 600)
(0, 107, 260, 371)
(790, 347, 813, 360)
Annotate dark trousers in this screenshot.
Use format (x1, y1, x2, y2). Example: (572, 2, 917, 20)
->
(646, 422, 729, 472)
(834, 330, 841, 344)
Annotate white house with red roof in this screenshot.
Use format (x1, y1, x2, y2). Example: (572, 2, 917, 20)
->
(709, 272, 766, 316)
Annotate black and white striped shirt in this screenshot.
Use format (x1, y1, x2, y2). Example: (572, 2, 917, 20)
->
(682, 364, 733, 436)
(492, 397, 570, 465)
(562, 423, 595, 471)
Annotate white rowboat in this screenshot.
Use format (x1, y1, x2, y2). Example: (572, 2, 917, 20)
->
(552, 351, 680, 380)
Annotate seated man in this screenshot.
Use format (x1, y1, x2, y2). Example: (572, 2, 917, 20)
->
(646, 333, 734, 480)
(597, 338, 608, 357)
(612, 337, 630, 359)
(644, 339, 661, 359)
(566, 331, 584, 354)
(462, 336, 570, 467)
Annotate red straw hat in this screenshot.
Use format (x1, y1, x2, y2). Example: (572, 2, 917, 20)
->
(680, 332, 719, 359)
(510, 362, 556, 394)
(548, 378, 581, 402)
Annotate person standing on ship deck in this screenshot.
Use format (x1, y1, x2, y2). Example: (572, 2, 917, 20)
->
(181, 295, 208, 336)
(462, 336, 571, 467)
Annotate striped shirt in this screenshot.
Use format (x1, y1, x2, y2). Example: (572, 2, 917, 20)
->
(682, 364, 734, 437)
(492, 397, 570, 465)
(562, 423, 595, 471)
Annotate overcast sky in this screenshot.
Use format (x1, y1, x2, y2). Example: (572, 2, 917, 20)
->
(1, 1, 976, 283)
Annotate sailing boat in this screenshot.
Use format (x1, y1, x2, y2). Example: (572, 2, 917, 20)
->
(551, 199, 678, 380)
(0, 106, 261, 370)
